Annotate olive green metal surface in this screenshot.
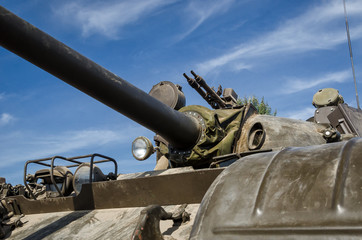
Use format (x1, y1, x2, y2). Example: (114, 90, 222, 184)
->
(191, 138, 362, 239)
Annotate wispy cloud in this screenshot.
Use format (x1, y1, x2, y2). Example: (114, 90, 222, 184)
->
(0, 126, 147, 167)
(175, 0, 235, 42)
(231, 63, 252, 72)
(197, 0, 362, 74)
(55, 0, 177, 39)
(283, 107, 316, 121)
(0, 113, 15, 126)
(282, 69, 351, 94)
(0, 93, 4, 100)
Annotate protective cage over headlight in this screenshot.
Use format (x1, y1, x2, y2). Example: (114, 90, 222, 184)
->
(132, 136, 154, 161)
(24, 154, 118, 199)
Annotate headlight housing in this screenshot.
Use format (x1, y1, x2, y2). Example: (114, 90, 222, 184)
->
(132, 136, 154, 160)
(72, 163, 106, 195)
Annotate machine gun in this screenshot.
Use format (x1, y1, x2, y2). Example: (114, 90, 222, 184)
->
(183, 70, 239, 109)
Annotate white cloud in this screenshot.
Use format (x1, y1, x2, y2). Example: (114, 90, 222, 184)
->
(0, 126, 148, 167)
(175, 0, 235, 42)
(231, 63, 252, 72)
(0, 113, 15, 126)
(282, 69, 351, 94)
(283, 107, 316, 121)
(56, 0, 177, 39)
(0, 93, 4, 100)
(197, 0, 362, 74)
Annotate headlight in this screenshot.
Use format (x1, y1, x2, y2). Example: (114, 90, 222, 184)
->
(72, 163, 106, 195)
(132, 136, 154, 161)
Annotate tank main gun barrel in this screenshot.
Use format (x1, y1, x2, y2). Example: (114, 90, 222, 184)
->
(0, 6, 200, 149)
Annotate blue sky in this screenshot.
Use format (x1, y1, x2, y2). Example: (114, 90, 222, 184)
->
(1, 0, 362, 184)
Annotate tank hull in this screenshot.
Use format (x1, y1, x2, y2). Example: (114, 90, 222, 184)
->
(191, 138, 362, 239)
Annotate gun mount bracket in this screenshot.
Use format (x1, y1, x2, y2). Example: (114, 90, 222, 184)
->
(168, 111, 206, 165)
(184, 111, 206, 143)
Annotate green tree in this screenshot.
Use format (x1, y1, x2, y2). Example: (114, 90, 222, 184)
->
(238, 96, 277, 116)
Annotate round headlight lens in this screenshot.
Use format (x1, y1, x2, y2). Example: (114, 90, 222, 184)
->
(73, 163, 106, 195)
(73, 164, 91, 194)
(132, 137, 154, 161)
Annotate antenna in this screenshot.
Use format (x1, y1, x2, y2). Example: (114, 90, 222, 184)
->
(343, 0, 360, 109)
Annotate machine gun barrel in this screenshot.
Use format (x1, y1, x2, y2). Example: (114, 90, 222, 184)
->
(184, 71, 227, 109)
(0, 6, 200, 149)
(183, 73, 207, 98)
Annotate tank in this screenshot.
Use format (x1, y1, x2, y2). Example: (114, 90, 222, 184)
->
(1, 5, 362, 239)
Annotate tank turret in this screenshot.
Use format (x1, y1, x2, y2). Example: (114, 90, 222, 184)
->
(2, 5, 362, 240)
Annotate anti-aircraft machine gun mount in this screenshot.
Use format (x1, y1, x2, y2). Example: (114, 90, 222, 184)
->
(1, 5, 362, 239)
